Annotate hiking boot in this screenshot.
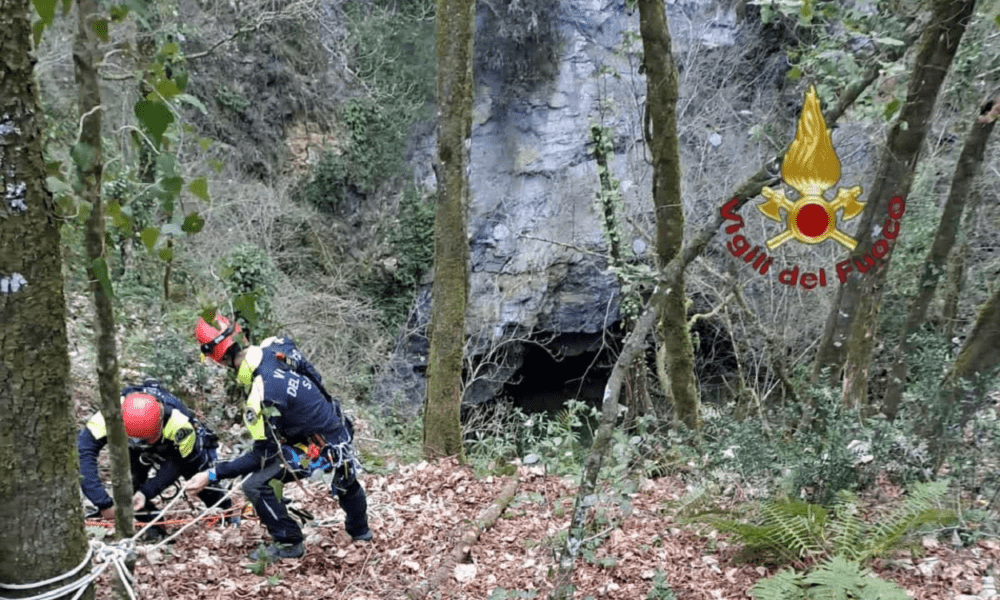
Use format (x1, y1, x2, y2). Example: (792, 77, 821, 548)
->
(248, 541, 305, 563)
(351, 529, 373, 542)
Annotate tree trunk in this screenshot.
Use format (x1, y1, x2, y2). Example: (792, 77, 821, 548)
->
(423, 0, 474, 461)
(815, 0, 978, 404)
(882, 104, 996, 420)
(926, 285, 1000, 464)
(639, 0, 699, 430)
(942, 218, 973, 341)
(75, 0, 134, 542)
(590, 125, 657, 424)
(0, 0, 90, 592)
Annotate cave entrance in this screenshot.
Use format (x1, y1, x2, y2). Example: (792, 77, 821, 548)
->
(502, 331, 615, 414)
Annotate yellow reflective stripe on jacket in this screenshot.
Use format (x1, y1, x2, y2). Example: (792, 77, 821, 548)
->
(238, 346, 264, 388)
(162, 412, 196, 457)
(86, 412, 107, 440)
(244, 377, 266, 441)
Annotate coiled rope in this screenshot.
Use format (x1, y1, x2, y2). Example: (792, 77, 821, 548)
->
(0, 476, 247, 600)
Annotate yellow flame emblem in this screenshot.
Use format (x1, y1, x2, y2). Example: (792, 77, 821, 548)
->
(759, 86, 864, 250)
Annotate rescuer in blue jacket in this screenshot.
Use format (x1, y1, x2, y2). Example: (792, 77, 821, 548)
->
(187, 316, 371, 562)
(78, 380, 233, 529)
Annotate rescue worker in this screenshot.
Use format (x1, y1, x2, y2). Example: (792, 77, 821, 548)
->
(186, 315, 371, 562)
(78, 380, 234, 534)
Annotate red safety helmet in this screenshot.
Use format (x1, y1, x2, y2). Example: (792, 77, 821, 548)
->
(122, 393, 163, 442)
(195, 314, 242, 364)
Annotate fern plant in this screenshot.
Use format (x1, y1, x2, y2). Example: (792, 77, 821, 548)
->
(688, 480, 954, 566)
(750, 556, 909, 600)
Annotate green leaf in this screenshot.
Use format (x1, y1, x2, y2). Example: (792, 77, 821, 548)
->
(176, 93, 208, 114)
(799, 0, 813, 22)
(174, 71, 189, 92)
(160, 42, 180, 57)
(210, 159, 225, 173)
(188, 176, 210, 202)
(269, 479, 284, 502)
(61, 0, 71, 14)
(106, 201, 132, 230)
(109, 5, 130, 21)
(45, 160, 64, 177)
(158, 246, 174, 262)
(46, 176, 73, 195)
(155, 78, 182, 100)
(93, 18, 109, 43)
(32, 21, 45, 46)
(882, 98, 901, 121)
(199, 306, 219, 325)
(31, 0, 55, 25)
(134, 100, 174, 147)
(70, 142, 98, 172)
(91, 257, 114, 299)
(786, 66, 802, 80)
(140, 227, 160, 251)
(161, 176, 184, 196)
(198, 138, 213, 151)
(56, 195, 77, 217)
(156, 153, 178, 178)
(182, 212, 205, 233)
(233, 293, 260, 328)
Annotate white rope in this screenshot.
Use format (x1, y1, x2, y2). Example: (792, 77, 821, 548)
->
(0, 474, 249, 600)
(0, 544, 93, 590)
(0, 539, 134, 600)
(148, 474, 250, 551)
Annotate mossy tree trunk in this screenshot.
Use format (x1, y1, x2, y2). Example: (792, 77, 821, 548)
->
(640, 0, 699, 430)
(0, 0, 90, 591)
(882, 103, 995, 420)
(813, 0, 978, 407)
(75, 0, 133, 541)
(926, 286, 1000, 464)
(423, 0, 474, 461)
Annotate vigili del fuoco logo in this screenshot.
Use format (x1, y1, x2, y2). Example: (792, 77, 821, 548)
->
(719, 85, 906, 289)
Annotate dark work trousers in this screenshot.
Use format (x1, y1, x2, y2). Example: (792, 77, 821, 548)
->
(242, 445, 369, 545)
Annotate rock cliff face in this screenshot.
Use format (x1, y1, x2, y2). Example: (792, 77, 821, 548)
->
(374, 0, 748, 413)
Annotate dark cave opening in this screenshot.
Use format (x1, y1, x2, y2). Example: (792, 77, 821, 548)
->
(502, 331, 616, 414)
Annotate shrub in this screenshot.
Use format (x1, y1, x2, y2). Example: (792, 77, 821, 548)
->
(360, 185, 435, 331)
(221, 242, 279, 341)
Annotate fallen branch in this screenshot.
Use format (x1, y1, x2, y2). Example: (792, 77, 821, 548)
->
(407, 474, 520, 599)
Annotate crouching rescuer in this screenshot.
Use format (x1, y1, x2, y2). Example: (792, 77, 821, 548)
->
(78, 380, 234, 534)
(186, 315, 371, 562)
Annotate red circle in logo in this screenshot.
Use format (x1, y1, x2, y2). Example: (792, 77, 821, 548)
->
(796, 203, 830, 238)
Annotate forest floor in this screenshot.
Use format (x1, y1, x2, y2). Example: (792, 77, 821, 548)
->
(87, 454, 999, 600)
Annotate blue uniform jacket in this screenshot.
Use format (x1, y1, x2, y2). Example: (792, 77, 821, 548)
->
(215, 337, 350, 480)
(77, 382, 210, 509)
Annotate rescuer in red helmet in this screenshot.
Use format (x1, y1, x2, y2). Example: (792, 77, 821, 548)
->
(187, 314, 371, 562)
(78, 380, 234, 533)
